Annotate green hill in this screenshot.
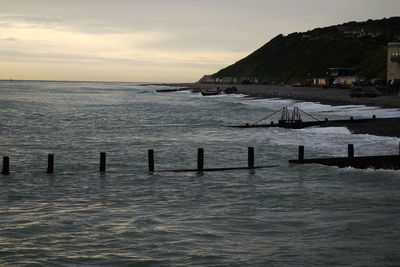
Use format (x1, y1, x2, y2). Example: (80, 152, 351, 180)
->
(209, 17, 400, 83)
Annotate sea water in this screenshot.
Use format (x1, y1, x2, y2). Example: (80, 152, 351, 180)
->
(0, 81, 400, 266)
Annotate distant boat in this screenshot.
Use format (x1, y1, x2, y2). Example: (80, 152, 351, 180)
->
(201, 88, 222, 96)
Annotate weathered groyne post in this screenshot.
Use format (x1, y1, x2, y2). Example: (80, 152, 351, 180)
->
(248, 147, 255, 169)
(99, 152, 106, 172)
(348, 144, 354, 158)
(47, 154, 54, 174)
(148, 149, 154, 172)
(197, 148, 204, 171)
(2, 156, 9, 175)
(298, 146, 305, 162)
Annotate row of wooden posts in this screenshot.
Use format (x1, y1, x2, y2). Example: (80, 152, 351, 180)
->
(1, 147, 259, 175)
(2, 143, 399, 175)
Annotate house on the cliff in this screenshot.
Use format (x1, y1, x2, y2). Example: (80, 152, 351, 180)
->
(388, 43, 400, 86)
(199, 75, 220, 83)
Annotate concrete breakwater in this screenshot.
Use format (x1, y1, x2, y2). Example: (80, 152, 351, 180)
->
(290, 144, 400, 170)
(232, 116, 400, 138)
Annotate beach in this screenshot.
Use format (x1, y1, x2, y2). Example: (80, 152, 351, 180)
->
(182, 83, 400, 138)
(184, 83, 400, 109)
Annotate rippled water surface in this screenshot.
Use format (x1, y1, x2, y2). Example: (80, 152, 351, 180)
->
(1, 81, 400, 266)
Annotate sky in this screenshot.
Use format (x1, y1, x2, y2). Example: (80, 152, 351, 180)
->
(1, 0, 400, 82)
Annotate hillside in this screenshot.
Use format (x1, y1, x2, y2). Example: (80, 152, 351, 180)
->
(208, 17, 400, 83)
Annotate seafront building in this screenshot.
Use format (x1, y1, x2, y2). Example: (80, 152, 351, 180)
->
(388, 43, 400, 84)
(200, 43, 400, 87)
(199, 75, 258, 84)
(317, 43, 400, 87)
(312, 77, 327, 86)
(312, 68, 358, 87)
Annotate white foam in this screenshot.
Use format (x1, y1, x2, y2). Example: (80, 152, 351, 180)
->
(240, 97, 400, 119)
(298, 126, 352, 135)
(224, 94, 247, 98)
(186, 93, 248, 99)
(174, 90, 192, 94)
(338, 166, 400, 174)
(267, 126, 400, 157)
(248, 98, 296, 105)
(278, 101, 400, 118)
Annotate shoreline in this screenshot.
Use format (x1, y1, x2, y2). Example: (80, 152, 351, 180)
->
(181, 83, 400, 109)
(176, 83, 400, 138)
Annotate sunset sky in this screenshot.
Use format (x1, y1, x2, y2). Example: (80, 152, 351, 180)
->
(1, 0, 399, 82)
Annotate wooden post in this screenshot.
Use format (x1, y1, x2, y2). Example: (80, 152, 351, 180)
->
(248, 147, 255, 169)
(350, 117, 354, 121)
(148, 149, 154, 172)
(325, 118, 328, 122)
(99, 152, 106, 172)
(47, 154, 54, 174)
(373, 115, 376, 119)
(197, 148, 204, 171)
(298, 146, 304, 162)
(348, 144, 354, 158)
(271, 121, 274, 125)
(2, 156, 9, 175)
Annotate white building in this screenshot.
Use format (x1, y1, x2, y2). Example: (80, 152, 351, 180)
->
(388, 43, 400, 82)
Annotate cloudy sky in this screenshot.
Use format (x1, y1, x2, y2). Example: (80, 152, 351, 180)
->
(1, 0, 399, 82)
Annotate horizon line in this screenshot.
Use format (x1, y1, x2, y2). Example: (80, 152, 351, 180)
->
(0, 79, 194, 84)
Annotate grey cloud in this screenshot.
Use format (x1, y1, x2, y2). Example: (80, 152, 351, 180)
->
(0, 14, 129, 34)
(0, 13, 257, 54)
(0, 49, 223, 69)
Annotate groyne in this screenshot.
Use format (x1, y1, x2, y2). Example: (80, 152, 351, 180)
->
(2, 144, 400, 175)
(289, 144, 400, 170)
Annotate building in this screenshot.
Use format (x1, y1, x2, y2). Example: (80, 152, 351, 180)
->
(240, 77, 258, 84)
(329, 68, 353, 78)
(199, 75, 220, 83)
(387, 43, 400, 83)
(220, 77, 237, 84)
(312, 78, 328, 86)
(335, 76, 359, 85)
(311, 68, 366, 87)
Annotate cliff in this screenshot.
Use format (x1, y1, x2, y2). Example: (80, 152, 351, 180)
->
(209, 17, 400, 83)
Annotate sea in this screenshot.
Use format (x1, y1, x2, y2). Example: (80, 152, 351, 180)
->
(0, 80, 400, 266)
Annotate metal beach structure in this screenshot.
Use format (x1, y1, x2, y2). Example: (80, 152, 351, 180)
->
(234, 107, 321, 129)
(278, 107, 305, 128)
